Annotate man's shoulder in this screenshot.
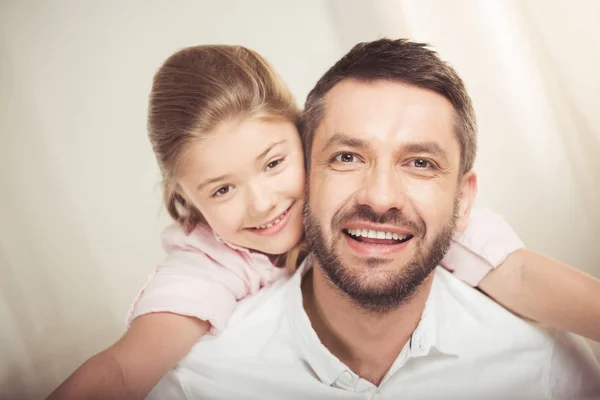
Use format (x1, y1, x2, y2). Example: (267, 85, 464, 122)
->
(435, 267, 547, 328)
(432, 267, 600, 396)
(181, 268, 299, 362)
(436, 266, 538, 325)
(227, 267, 296, 329)
(434, 266, 561, 348)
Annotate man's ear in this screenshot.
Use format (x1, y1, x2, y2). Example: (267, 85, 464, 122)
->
(456, 170, 477, 232)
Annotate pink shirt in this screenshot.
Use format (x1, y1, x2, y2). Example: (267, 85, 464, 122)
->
(127, 207, 524, 332)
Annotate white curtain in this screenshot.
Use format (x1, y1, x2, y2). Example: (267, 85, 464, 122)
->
(1, 1, 598, 398)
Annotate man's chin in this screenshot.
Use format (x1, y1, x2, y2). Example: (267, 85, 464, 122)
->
(348, 271, 403, 294)
(335, 245, 416, 271)
(315, 243, 438, 312)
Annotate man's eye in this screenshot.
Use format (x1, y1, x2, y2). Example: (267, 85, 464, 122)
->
(411, 159, 434, 169)
(333, 153, 359, 163)
(213, 185, 232, 197)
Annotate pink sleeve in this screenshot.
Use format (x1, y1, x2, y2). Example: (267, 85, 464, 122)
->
(127, 251, 242, 333)
(441, 207, 525, 287)
(126, 225, 281, 333)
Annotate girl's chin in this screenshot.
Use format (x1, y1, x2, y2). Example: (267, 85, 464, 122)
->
(254, 238, 298, 256)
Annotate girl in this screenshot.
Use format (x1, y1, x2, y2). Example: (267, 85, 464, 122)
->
(48, 44, 600, 400)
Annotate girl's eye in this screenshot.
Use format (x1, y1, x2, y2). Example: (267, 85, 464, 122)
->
(266, 158, 285, 170)
(332, 153, 360, 163)
(213, 185, 232, 197)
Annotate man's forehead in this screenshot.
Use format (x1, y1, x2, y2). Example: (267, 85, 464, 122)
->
(324, 79, 453, 119)
(315, 79, 459, 153)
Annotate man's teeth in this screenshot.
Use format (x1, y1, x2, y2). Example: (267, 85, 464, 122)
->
(346, 229, 409, 241)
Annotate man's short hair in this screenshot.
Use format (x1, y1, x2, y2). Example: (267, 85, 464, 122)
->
(302, 38, 477, 176)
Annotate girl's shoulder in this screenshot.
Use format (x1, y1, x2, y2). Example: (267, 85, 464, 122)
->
(159, 223, 279, 277)
(160, 223, 226, 255)
(127, 223, 284, 331)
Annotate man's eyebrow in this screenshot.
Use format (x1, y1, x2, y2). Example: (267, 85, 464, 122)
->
(322, 133, 371, 151)
(401, 142, 449, 162)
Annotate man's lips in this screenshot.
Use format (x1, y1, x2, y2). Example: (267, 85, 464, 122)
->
(340, 222, 415, 256)
(342, 231, 413, 257)
(344, 228, 413, 244)
(342, 222, 414, 242)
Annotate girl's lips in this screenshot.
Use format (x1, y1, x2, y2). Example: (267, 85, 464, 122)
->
(246, 203, 295, 237)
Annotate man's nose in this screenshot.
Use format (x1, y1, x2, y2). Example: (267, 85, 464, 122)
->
(355, 166, 405, 215)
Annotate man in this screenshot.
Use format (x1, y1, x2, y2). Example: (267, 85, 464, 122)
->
(148, 39, 600, 399)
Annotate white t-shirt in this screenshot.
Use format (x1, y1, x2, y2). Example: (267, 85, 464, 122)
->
(148, 257, 600, 400)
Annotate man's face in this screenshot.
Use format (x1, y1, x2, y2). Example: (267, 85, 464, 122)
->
(304, 79, 476, 312)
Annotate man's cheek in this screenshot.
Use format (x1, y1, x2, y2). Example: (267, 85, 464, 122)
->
(308, 173, 328, 216)
(322, 174, 355, 210)
(405, 181, 453, 225)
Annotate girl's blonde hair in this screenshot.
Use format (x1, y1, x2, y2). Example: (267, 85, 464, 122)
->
(148, 45, 306, 270)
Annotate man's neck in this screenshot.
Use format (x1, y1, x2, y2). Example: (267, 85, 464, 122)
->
(302, 263, 434, 386)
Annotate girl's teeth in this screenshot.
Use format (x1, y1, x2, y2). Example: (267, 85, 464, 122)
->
(256, 211, 286, 229)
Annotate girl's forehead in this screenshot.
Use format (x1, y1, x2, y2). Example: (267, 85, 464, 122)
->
(197, 118, 297, 156)
(177, 118, 300, 181)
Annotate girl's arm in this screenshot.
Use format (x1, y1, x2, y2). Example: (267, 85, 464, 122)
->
(47, 223, 281, 399)
(478, 249, 600, 342)
(47, 313, 209, 400)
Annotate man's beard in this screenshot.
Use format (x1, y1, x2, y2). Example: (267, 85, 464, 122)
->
(303, 200, 458, 313)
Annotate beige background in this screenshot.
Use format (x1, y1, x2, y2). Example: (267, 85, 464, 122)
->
(1, 1, 598, 398)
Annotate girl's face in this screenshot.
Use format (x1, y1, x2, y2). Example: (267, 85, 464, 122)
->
(177, 117, 305, 255)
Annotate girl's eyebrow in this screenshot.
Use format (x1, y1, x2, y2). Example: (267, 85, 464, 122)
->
(196, 174, 232, 192)
(197, 140, 287, 191)
(255, 140, 286, 162)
